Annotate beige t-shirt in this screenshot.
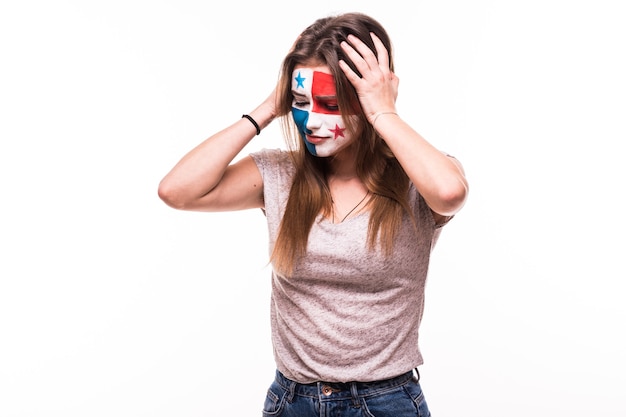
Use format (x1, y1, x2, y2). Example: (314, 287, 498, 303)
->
(251, 148, 448, 383)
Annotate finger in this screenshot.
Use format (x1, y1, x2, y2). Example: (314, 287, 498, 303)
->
(345, 34, 381, 72)
(340, 39, 369, 77)
(338, 59, 362, 85)
(370, 32, 390, 73)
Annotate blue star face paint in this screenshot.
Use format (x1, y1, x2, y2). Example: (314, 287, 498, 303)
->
(291, 67, 354, 157)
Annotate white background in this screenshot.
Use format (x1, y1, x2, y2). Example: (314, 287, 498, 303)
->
(1, 1, 624, 416)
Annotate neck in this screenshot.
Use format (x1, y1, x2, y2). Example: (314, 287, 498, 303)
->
(327, 151, 358, 180)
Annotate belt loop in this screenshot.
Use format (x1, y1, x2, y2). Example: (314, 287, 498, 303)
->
(414, 368, 421, 383)
(287, 379, 296, 403)
(349, 382, 360, 408)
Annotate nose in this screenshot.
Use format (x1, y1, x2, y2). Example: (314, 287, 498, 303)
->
(306, 111, 323, 131)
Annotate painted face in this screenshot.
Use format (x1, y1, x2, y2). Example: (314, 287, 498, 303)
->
(291, 67, 354, 157)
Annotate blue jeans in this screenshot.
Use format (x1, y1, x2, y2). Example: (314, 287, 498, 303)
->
(262, 369, 431, 417)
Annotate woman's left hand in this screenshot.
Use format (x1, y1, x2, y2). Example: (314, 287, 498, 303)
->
(339, 32, 399, 123)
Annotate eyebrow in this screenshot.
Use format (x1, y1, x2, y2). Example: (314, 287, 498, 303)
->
(292, 90, 337, 101)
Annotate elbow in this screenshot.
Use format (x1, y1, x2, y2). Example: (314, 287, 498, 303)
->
(158, 179, 189, 210)
(433, 179, 469, 216)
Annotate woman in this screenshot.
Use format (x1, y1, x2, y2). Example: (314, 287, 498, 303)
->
(159, 12, 468, 417)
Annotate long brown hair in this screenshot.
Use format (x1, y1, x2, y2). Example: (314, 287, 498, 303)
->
(272, 12, 413, 275)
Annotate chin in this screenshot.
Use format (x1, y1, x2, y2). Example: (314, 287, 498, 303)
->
(313, 150, 335, 158)
(313, 142, 352, 158)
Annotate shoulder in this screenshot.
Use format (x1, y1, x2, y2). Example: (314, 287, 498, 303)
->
(250, 148, 293, 170)
(250, 148, 296, 186)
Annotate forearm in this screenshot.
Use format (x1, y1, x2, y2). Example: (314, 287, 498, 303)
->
(374, 113, 468, 216)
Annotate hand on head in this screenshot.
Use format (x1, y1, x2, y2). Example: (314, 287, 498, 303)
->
(338, 32, 399, 124)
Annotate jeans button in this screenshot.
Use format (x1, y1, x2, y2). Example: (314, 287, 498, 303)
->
(322, 385, 333, 396)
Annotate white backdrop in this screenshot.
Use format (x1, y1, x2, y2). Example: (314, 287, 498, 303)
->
(1, 1, 624, 416)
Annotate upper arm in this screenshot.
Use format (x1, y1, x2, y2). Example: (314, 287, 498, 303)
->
(186, 155, 264, 212)
(430, 154, 467, 225)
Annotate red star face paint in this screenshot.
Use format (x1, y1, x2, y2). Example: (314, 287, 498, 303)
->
(291, 67, 355, 157)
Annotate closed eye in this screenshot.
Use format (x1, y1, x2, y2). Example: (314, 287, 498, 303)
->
(315, 95, 339, 112)
(292, 91, 309, 108)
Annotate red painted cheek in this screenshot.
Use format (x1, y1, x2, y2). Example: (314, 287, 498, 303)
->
(329, 124, 346, 139)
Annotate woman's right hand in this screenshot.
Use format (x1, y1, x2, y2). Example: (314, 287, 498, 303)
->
(262, 87, 280, 122)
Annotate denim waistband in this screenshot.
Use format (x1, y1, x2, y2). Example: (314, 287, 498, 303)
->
(274, 369, 418, 401)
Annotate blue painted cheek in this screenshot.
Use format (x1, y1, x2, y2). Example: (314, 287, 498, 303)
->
(292, 107, 316, 156)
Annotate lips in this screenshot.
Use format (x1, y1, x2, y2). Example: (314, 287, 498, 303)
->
(306, 135, 328, 144)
